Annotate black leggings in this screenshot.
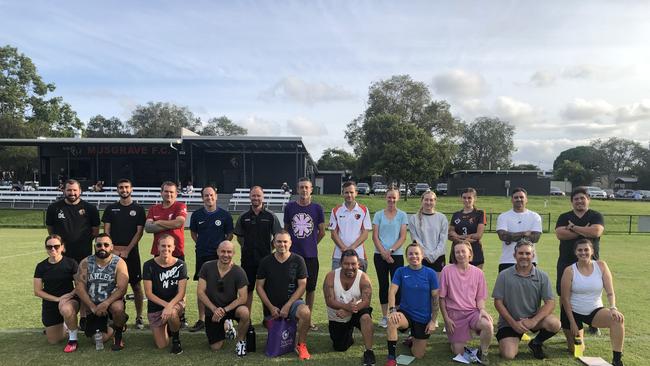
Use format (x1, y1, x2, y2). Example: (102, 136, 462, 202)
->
(374, 253, 404, 304)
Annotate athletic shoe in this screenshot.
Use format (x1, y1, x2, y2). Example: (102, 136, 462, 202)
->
(189, 320, 205, 333)
(135, 316, 144, 330)
(521, 333, 531, 341)
(170, 339, 183, 355)
(63, 340, 78, 353)
(295, 342, 311, 360)
(111, 338, 124, 351)
(363, 349, 376, 366)
(236, 340, 247, 357)
(384, 358, 397, 366)
(225, 319, 237, 340)
(378, 317, 388, 328)
(477, 349, 489, 365)
(79, 317, 86, 332)
(528, 341, 546, 359)
(587, 326, 601, 336)
(612, 359, 624, 366)
(442, 326, 447, 333)
(179, 313, 188, 329)
(309, 324, 319, 331)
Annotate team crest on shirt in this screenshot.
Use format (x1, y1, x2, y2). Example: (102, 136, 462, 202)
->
(58, 210, 65, 219)
(215, 219, 222, 226)
(355, 213, 361, 220)
(291, 213, 313, 238)
(129, 210, 136, 216)
(78, 209, 86, 216)
(454, 218, 460, 225)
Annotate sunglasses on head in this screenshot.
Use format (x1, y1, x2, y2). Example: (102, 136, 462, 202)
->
(95, 242, 111, 248)
(45, 244, 61, 250)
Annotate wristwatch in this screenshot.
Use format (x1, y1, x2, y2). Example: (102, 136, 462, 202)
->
(389, 248, 395, 254)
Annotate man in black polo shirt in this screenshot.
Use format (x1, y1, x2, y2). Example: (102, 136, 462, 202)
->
(46, 179, 100, 263)
(233, 186, 282, 318)
(102, 178, 147, 329)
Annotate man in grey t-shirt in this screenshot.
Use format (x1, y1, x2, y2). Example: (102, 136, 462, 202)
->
(492, 240, 560, 360)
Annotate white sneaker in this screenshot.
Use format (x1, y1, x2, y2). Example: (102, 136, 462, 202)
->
(225, 319, 237, 340)
(235, 340, 247, 357)
(378, 316, 388, 328)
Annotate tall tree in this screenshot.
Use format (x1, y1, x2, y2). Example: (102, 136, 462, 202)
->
(510, 163, 540, 170)
(457, 117, 516, 169)
(201, 116, 247, 136)
(316, 148, 356, 171)
(86, 115, 129, 137)
(127, 102, 201, 138)
(552, 146, 602, 172)
(554, 160, 594, 187)
(591, 137, 644, 187)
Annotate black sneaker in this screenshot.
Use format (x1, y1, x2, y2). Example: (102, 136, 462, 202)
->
(612, 359, 624, 366)
(79, 317, 87, 332)
(111, 338, 124, 351)
(171, 340, 183, 355)
(189, 320, 205, 333)
(528, 341, 546, 359)
(587, 326, 602, 336)
(179, 313, 188, 329)
(363, 349, 376, 366)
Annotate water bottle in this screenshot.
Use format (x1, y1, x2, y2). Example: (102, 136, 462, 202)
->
(573, 337, 583, 358)
(94, 329, 104, 351)
(246, 325, 256, 352)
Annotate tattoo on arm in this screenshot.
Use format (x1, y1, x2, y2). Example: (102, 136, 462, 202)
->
(361, 282, 372, 304)
(74, 261, 87, 284)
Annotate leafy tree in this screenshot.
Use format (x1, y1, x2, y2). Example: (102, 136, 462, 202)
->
(86, 115, 129, 137)
(457, 117, 516, 169)
(554, 160, 594, 186)
(201, 116, 247, 136)
(316, 148, 356, 171)
(552, 146, 602, 172)
(591, 137, 644, 187)
(510, 163, 540, 170)
(127, 102, 201, 138)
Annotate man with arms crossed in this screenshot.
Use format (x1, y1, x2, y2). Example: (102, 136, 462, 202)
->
(75, 234, 129, 351)
(496, 187, 542, 272)
(329, 181, 372, 271)
(323, 249, 375, 366)
(145, 181, 188, 260)
(102, 178, 146, 329)
(284, 177, 326, 330)
(492, 240, 561, 360)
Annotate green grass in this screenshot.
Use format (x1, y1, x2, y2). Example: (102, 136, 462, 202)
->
(0, 227, 647, 365)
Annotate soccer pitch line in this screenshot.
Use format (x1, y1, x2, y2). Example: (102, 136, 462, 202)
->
(0, 250, 42, 260)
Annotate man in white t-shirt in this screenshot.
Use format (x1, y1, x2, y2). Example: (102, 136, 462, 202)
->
(329, 181, 372, 272)
(496, 188, 542, 273)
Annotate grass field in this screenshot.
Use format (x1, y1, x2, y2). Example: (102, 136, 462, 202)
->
(0, 195, 648, 365)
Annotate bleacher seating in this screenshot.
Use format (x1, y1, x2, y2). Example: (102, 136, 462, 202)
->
(229, 188, 291, 212)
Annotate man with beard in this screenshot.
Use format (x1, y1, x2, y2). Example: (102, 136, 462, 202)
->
(46, 179, 100, 263)
(284, 178, 325, 331)
(75, 234, 129, 351)
(323, 250, 375, 366)
(145, 181, 188, 259)
(102, 179, 147, 329)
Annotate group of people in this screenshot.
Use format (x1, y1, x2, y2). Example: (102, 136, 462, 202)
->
(33, 178, 625, 366)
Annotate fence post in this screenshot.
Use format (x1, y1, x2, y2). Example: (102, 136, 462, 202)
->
(629, 215, 632, 235)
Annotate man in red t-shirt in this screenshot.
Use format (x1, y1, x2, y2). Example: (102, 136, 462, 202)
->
(145, 181, 188, 260)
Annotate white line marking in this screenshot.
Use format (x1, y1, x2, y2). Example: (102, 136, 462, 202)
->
(0, 250, 41, 260)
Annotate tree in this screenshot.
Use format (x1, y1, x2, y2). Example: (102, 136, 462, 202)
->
(127, 102, 201, 138)
(552, 146, 602, 172)
(554, 160, 594, 186)
(201, 116, 247, 136)
(457, 117, 516, 169)
(510, 163, 540, 170)
(591, 137, 644, 187)
(316, 148, 356, 171)
(85, 115, 130, 137)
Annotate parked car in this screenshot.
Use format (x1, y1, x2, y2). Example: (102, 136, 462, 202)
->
(615, 189, 635, 198)
(414, 183, 430, 195)
(585, 186, 607, 199)
(603, 189, 615, 199)
(398, 184, 411, 196)
(550, 187, 565, 196)
(435, 183, 448, 195)
(372, 183, 388, 195)
(356, 182, 371, 195)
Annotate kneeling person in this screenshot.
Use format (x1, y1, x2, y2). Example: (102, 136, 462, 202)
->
(323, 249, 375, 366)
(75, 234, 129, 351)
(197, 240, 250, 356)
(143, 234, 188, 354)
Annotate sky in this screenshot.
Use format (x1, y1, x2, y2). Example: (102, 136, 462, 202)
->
(2, 0, 650, 169)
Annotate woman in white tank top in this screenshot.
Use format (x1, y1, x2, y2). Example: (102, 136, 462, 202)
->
(560, 238, 625, 366)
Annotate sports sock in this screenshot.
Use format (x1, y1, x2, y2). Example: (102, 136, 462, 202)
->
(114, 327, 123, 343)
(171, 331, 180, 342)
(613, 351, 622, 362)
(387, 341, 397, 358)
(68, 329, 78, 341)
(533, 329, 556, 344)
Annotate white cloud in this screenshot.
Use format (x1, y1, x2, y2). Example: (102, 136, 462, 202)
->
(260, 76, 355, 105)
(237, 115, 282, 136)
(286, 116, 327, 136)
(615, 99, 650, 122)
(432, 69, 487, 98)
(561, 64, 606, 80)
(561, 98, 615, 120)
(513, 138, 591, 170)
(529, 70, 556, 87)
(494, 96, 538, 124)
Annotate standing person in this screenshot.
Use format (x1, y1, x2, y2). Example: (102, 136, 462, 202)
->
(448, 187, 487, 269)
(372, 187, 408, 328)
(492, 240, 561, 360)
(189, 185, 234, 332)
(197, 240, 250, 356)
(75, 234, 129, 351)
(102, 178, 146, 329)
(329, 181, 372, 271)
(555, 186, 605, 336)
(142, 234, 188, 354)
(145, 181, 188, 260)
(234, 186, 282, 318)
(496, 188, 542, 272)
(256, 231, 312, 360)
(323, 250, 375, 366)
(284, 177, 326, 331)
(33, 235, 80, 352)
(384, 243, 439, 365)
(46, 179, 100, 264)
(439, 241, 493, 364)
(560, 239, 625, 366)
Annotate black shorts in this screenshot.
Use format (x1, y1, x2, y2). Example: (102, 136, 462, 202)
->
(42, 303, 64, 327)
(115, 246, 142, 285)
(496, 326, 540, 341)
(398, 310, 430, 340)
(241, 263, 258, 292)
(304, 257, 319, 292)
(194, 254, 218, 281)
(205, 305, 244, 345)
(423, 256, 445, 273)
(561, 306, 602, 330)
(329, 307, 372, 351)
(84, 313, 110, 337)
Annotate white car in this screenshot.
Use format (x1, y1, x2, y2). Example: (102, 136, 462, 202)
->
(585, 186, 607, 199)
